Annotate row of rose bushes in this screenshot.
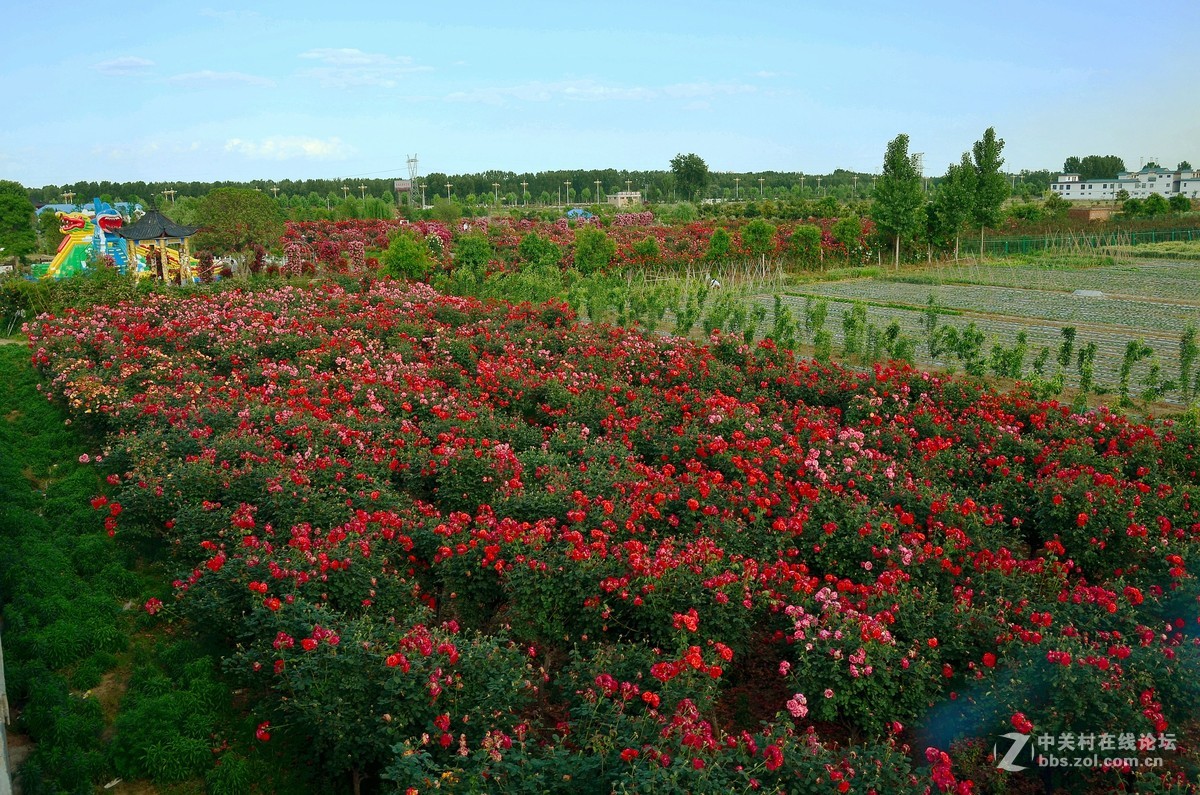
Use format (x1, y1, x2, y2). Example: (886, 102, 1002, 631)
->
(28, 281, 1200, 792)
(279, 216, 872, 276)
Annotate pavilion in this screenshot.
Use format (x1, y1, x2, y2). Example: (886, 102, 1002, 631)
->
(114, 207, 198, 282)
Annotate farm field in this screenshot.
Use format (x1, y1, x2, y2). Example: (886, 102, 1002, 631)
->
(762, 257, 1200, 398)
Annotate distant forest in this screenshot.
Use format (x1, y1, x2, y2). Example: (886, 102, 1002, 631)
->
(24, 166, 1056, 208)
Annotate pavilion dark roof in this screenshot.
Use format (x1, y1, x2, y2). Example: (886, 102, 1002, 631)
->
(114, 208, 197, 240)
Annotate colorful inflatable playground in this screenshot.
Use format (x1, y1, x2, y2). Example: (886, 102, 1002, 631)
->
(32, 199, 200, 280)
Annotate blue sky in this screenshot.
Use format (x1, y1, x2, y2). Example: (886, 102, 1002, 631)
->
(3, 1, 1197, 187)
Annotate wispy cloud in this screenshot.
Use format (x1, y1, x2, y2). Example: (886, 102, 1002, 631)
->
(298, 48, 430, 88)
(168, 70, 276, 88)
(199, 8, 264, 23)
(95, 56, 155, 76)
(224, 136, 350, 160)
(446, 79, 756, 105)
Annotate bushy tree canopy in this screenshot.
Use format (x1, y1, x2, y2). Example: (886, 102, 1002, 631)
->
(0, 180, 37, 259)
(670, 153, 709, 202)
(193, 188, 284, 259)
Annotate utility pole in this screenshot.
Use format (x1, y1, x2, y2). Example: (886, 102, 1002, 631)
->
(493, 182, 500, 205)
(271, 185, 280, 198)
(565, 180, 571, 206)
(595, 179, 601, 203)
(359, 184, 367, 200)
(852, 174, 858, 198)
(162, 189, 176, 204)
(341, 184, 349, 199)
(520, 180, 528, 206)
(734, 177, 740, 200)
(816, 176, 822, 196)
(63, 191, 76, 206)
(445, 182, 452, 201)
(759, 177, 764, 198)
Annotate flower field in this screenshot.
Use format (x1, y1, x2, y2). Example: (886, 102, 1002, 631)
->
(26, 281, 1200, 792)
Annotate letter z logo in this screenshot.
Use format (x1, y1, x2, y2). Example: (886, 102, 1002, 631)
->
(994, 732, 1031, 772)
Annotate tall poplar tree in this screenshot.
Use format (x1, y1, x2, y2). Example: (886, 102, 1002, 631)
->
(872, 134, 925, 269)
(930, 153, 975, 258)
(970, 127, 1009, 229)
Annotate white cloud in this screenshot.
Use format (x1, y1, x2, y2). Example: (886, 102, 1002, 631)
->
(224, 136, 351, 160)
(445, 79, 755, 105)
(199, 8, 264, 23)
(95, 56, 155, 76)
(297, 48, 430, 88)
(168, 70, 275, 88)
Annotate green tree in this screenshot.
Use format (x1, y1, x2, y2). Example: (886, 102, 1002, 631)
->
(517, 232, 561, 268)
(741, 218, 777, 263)
(0, 180, 37, 260)
(929, 154, 975, 257)
(1043, 192, 1070, 220)
(452, 233, 493, 272)
(670, 153, 709, 202)
(572, 226, 615, 274)
(872, 133, 925, 268)
(1180, 324, 1198, 402)
(705, 228, 733, 263)
(381, 228, 435, 281)
(1141, 193, 1170, 217)
(1063, 155, 1126, 181)
(37, 209, 64, 255)
(1169, 194, 1192, 213)
(790, 224, 822, 268)
(1179, 160, 1193, 170)
(970, 127, 1009, 229)
(192, 188, 284, 269)
(831, 216, 863, 260)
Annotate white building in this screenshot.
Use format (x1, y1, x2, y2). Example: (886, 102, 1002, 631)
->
(607, 191, 643, 208)
(1050, 166, 1199, 200)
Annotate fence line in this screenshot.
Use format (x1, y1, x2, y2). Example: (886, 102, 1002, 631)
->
(982, 228, 1200, 257)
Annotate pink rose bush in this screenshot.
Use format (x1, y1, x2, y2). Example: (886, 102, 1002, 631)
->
(28, 281, 1200, 791)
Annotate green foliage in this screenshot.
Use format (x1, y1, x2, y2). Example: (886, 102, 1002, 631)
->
(1169, 193, 1192, 213)
(1118, 338, 1154, 406)
(1042, 191, 1070, 220)
(769, 295, 798, 349)
(970, 127, 1009, 229)
(872, 133, 926, 266)
(1181, 324, 1198, 402)
(790, 224, 822, 268)
(192, 187, 285, 264)
(517, 231, 562, 268)
(37, 207, 64, 255)
(1062, 154, 1126, 181)
(573, 226, 616, 274)
(1076, 340, 1098, 399)
(929, 154, 975, 250)
(1057, 326, 1077, 370)
(842, 301, 868, 358)
(705, 227, 733, 262)
(382, 228, 436, 281)
(453, 232, 493, 271)
(669, 152, 709, 201)
(111, 646, 227, 784)
(831, 215, 863, 258)
(630, 234, 661, 264)
(0, 179, 38, 259)
(741, 218, 776, 260)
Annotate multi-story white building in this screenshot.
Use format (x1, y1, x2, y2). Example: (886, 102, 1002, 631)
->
(1050, 166, 1199, 200)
